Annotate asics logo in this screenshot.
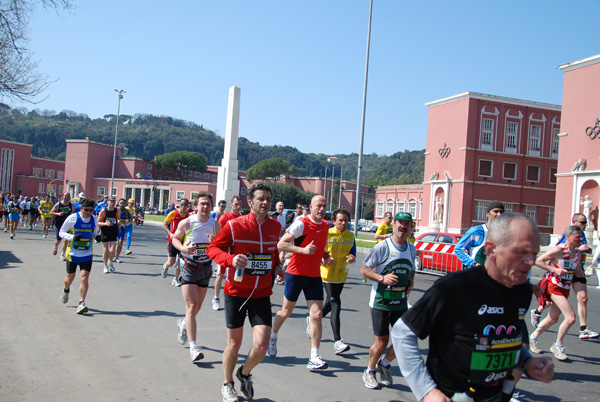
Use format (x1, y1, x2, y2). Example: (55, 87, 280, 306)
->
(478, 304, 505, 315)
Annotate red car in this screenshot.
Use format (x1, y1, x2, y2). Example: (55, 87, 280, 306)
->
(414, 232, 464, 274)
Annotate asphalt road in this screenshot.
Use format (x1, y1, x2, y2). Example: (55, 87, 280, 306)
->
(1, 222, 599, 402)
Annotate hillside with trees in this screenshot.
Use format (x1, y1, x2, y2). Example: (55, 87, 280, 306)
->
(0, 106, 425, 187)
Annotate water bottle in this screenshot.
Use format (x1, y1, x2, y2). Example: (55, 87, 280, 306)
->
(234, 267, 244, 282)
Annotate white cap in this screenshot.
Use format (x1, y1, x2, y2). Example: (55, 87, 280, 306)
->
(78, 192, 86, 198)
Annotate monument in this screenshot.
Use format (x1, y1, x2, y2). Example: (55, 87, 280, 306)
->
(216, 86, 241, 212)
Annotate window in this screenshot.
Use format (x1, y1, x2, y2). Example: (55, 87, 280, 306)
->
(32, 167, 43, 177)
(176, 191, 185, 200)
(478, 160, 493, 177)
(212, 175, 217, 181)
(420, 234, 437, 242)
(194, 172, 202, 178)
(111, 188, 117, 197)
(57, 171, 64, 179)
(475, 201, 488, 221)
(38, 183, 45, 193)
(530, 125, 541, 151)
(504, 203, 515, 213)
(204, 173, 210, 179)
(503, 162, 517, 180)
(396, 202, 405, 213)
(240, 187, 247, 196)
(546, 207, 554, 227)
(190, 191, 199, 201)
(385, 201, 394, 214)
(187, 171, 192, 177)
(147, 163, 153, 170)
(524, 205, 537, 221)
(549, 167, 557, 184)
(97, 186, 105, 196)
(48, 184, 56, 196)
(376, 202, 384, 218)
(552, 128, 559, 155)
(58, 185, 63, 194)
(506, 122, 518, 149)
(481, 118, 494, 149)
(408, 202, 417, 218)
(526, 165, 540, 182)
(45, 169, 55, 179)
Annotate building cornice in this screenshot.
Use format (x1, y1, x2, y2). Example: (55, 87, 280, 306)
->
(425, 91, 561, 111)
(559, 54, 600, 72)
(424, 179, 555, 191)
(0, 139, 33, 147)
(458, 147, 559, 161)
(30, 156, 65, 164)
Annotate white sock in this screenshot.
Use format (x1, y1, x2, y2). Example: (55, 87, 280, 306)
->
(271, 332, 277, 340)
(530, 333, 538, 340)
(379, 356, 391, 367)
(311, 348, 319, 359)
(189, 341, 196, 347)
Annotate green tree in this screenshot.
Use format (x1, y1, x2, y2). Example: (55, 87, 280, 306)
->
(246, 157, 297, 182)
(362, 200, 375, 221)
(155, 151, 207, 181)
(268, 182, 315, 211)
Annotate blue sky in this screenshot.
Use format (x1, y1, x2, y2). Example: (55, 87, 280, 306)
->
(12, 0, 600, 155)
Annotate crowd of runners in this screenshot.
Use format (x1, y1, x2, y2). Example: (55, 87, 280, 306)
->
(3, 185, 599, 402)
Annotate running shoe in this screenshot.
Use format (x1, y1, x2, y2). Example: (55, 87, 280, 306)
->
(59, 254, 66, 261)
(3, 228, 6, 232)
(377, 358, 393, 386)
(190, 345, 204, 362)
(76, 303, 88, 315)
(10, 234, 13, 239)
(529, 336, 542, 354)
(114, 256, 120, 263)
(275, 276, 285, 285)
(334, 339, 350, 355)
(307, 355, 328, 371)
(161, 263, 169, 278)
(103, 265, 109, 274)
(550, 343, 568, 361)
(172, 276, 181, 287)
(177, 319, 187, 345)
(52, 248, 57, 255)
(306, 316, 311, 338)
(510, 391, 524, 402)
(362, 369, 379, 389)
(267, 336, 277, 357)
(29, 225, 32, 231)
(125, 249, 132, 255)
(579, 328, 600, 339)
(109, 262, 116, 272)
(236, 365, 254, 400)
(43, 234, 46, 239)
(530, 309, 540, 328)
(585, 267, 595, 277)
(221, 382, 238, 402)
(61, 291, 69, 304)
(212, 296, 221, 311)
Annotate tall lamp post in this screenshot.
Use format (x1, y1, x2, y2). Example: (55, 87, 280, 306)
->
(110, 89, 125, 198)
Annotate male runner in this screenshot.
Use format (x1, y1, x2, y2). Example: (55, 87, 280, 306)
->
(98, 197, 120, 273)
(162, 199, 190, 286)
(394, 213, 554, 401)
(530, 225, 583, 361)
(374, 212, 393, 242)
(59, 198, 98, 315)
(269, 195, 331, 371)
(207, 183, 285, 402)
(114, 198, 133, 263)
(6, 194, 22, 239)
(360, 211, 416, 389)
(21, 196, 30, 228)
(321, 208, 356, 355)
(124, 198, 136, 254)
(172, 192, 220, 362)
(210, 199, 226, 221)
(212, 195, 242, 310)
(50, 192, 73, 260)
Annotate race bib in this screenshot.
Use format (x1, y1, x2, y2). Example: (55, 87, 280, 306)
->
(73, 236, 91, 250)
(469, 326, 521, 385)
(192, 242, 210, 263)
(245, 253, 273, 276)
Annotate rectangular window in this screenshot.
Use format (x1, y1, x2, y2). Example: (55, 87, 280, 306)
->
(504, 203, 514, 213)
(45, 169, 55, 179)
(408, 202, 417, 218)
(33, 167, 43, 177)
(502, 162, 517, 180)
(194, 172, 202, 178)
(530, 125, 541, 151)
(58, 185, 63, 194)
(376, 202, 384, 218)
(481, 118, 494, 148)
(478, 160, 493, 177)
(549, 167, 557, 184)
(111, 188, 117, 197)
(552, 128, 559, 155)
(526, 165, 540, 182)
(187, 171, 192, 177)
(240, 187, 247, 196)
(38, 183, 45, 193)
(48, 184, 56, 196)
(475, 201, 488, 221)
(506, 122, 518, 148)
(57, 171, 64, 179)
(524, 205, 537, 221)
(212, 175, 217, 180)
(190, 191, 199, 201)
(385, 201, 394, 214)
(147, 163, 153, 170)
(546, 207, 554, 227)
(396, 202, 405, 213)
(97, 187, 106, 196)
(176, 191, 185, 200)
(204, 173, 210, 179)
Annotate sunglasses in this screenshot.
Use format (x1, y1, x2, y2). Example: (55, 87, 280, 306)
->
(83, 208, 94, 212)
(578, 220, 587, 224)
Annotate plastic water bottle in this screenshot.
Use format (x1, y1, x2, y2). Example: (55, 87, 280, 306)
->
(234, 267, 244, 282)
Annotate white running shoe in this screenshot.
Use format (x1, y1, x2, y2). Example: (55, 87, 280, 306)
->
(579, 328, 600, 339)
(161, 263, 169, 278)
(177, 319, 187, 345)
(307, 355, 328, 371)
(306, 315, 311, 338)
(267, 336, 277, 357)
(334, 339, 350, 355)
(109, 262, 116, 272)
(172, 276, 181, 287)
(529, 336, 542, 354)
(43, 234, 46, 239)
(550, 343, 568, 361)
(212, 296, 221, 311)
(114, 256, 120, 263)
(363, 369, 379, 389)
(103, 265, 109, 274)
(377, 358, 393, 386)
(221, 382, 238, 402)
(76, 303, 88, 315)
(190, 345, 204, 362)
(61, 291, 69, 304)
(59, 254, 66, 261)
(530, 309, 540, 328)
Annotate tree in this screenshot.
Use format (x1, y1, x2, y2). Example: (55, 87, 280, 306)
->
(246, 157, 297, 182)
(268, 182, 315, 211)
(0, 0, 72, 103)
(362, 199, 374, 221)
(155, 151, 207, 181)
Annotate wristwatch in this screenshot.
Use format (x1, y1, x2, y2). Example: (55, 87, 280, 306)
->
(378, 276, 384, 283)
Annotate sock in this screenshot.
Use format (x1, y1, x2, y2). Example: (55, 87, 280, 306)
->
(79, 301, 84, 305)
(189, 341, 197, 347)
(379, 356, 391, 367)
(555, 340, 563, 347)
(534, 309, 541, 315)
(530, 333, 538, 340)
(64, 288, 70, 293)
(180, 320, 186, 329)
(366, 367, 376, 372)
(311, 348, 319, 359)
(580, 326, 587, 332)
(270, 332, 277, 340)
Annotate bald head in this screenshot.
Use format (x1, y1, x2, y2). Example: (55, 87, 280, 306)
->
(310, 195, 327, 222)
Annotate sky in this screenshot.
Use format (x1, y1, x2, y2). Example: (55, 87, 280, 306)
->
(11, 0, 600, 156)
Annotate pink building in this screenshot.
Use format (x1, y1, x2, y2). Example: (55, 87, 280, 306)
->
(282, 176, 374, 211)
(374, 184, 425, 225)
(1, 140, 66, 197)
(553, 55, 600, 243)
(375, 92, 560, 238)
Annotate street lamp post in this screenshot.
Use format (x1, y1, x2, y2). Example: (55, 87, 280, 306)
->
(110, 89, 125, 198)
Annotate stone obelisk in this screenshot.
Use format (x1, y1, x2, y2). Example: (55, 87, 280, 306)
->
(216, 86, 241, 211)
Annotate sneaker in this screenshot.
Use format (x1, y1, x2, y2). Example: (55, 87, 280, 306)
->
(103, 265, 109, 274)
(3, 228, 6, 232)
(334, 339, 350, 355)
(76, 303, 88, 315)
(363, 369, 379, 389)
(377, 358, 393, 386)
(125, 249, 132, 255)
(307, 355, 328, 371)
(267, 336, 277, 357)
(114, 256, 120, 263)
(109, 262, 116, 272)
(585, 267, 595, 277)
(29, 226, 32, 231)
(59, 254, 66, 261)
(236, 366, 254, 400)
(306, 316, 311, 338)
(43, 234, 46, 239)
(190, 345, 204, 362)
(10, 234, 13, 239)
(61, 291, 69, 304)
(530, 309, 540, 328)
(177, 319, 187, 345)
(172, 276, 181, 287)
(52, 248, 57, 255)
(161, 263, 169, 278)
(529, 336, 542, 354)
(510, 391, 524, 402)
(550, 343, 568, 361)
(579, 328, 600, 339)
(212, 296, 221, 311)
(275, 276, 285, 285)
(221, 382, 238, 402)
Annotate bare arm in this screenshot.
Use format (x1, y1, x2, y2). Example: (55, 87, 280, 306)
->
(277, 232, 316, 256)
(171, 218, 195, 254)
(535, 246, 567, 276)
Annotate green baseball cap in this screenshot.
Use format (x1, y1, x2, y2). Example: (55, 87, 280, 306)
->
(394, 212, 413, 221)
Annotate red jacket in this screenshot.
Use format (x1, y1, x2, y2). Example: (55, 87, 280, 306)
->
(207, 212, 281, 298)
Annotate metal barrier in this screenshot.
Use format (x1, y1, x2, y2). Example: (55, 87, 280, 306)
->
(415, 249, 463, 276)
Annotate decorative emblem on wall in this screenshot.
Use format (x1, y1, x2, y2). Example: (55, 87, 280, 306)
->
(439, 143, 451, 158)
(585, 119, 600, 139)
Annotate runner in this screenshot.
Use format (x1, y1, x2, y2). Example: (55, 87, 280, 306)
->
(20, 196, 30, 228)
(59, 198, 98, 315)
(50, 192, 74, 260)
(7, 194, 22, 239)
(124, 198, 136, 254)
(98, 197, 120, 273)
(269, 195, 331, 371)
(374, 212, 394, 243)
(172, 192, 220, 362)
(207, 183, 285, 402)
(320, 208, 356, 355)
(39, 194, 54, 239)
(162, 199, 190, 286)
(360, 211, 416, 389)
(114, 198, 133, 263)
(29, 196, 40, 230)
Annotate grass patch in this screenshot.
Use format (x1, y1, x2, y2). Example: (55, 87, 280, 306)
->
(143, 214, 164, 223)
(356, 237, 376, 249)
